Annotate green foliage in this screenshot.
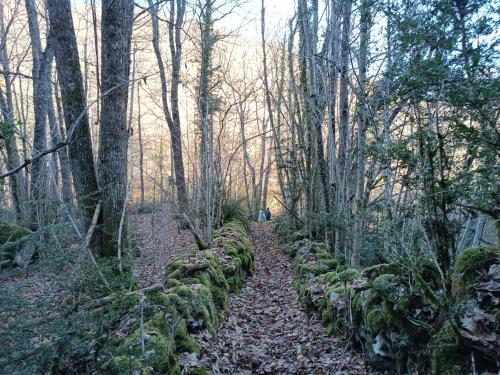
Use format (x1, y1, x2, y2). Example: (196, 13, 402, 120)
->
(272, 213, 299, 241)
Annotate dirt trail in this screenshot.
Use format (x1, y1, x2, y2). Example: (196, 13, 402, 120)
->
(192, 222, 367, 374)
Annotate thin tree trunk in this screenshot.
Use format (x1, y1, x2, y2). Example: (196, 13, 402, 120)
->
(148, 0, 189, 213)
(53, 74, 73, 207)
(26, 0, 51, 230)
(137, 83, 145, 206)
(0, 4, 23, 221)
(351, 0, 371, 268)
(336, 0, 352, 254)
(198, 0, 215, 239)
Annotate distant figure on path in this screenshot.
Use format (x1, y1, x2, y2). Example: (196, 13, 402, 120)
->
(258, 208, 267, 222)
(265, 207, 272, 221)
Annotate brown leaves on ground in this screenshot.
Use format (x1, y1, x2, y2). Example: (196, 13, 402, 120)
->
(130, 207, 195, 287)
(190, 222, 368, 375)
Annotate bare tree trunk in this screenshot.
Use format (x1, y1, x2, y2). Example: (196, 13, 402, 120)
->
(91, 0, 101, 124)
(351, 0, 371, 268)
(198, 0, 215, 239)
(47, 0, 101, 251)
(26, 0, 51, 229)
(98, 0, 134, 256)
(0, 4, 24, 221)
(261, 0, 287, 209)
(53, 74, 73, 207)
(261, 136, 274, 208)
(336, 0, 352, 254)
(137, 83, 145, 206)
(300, 0, 330, 214)
(148, 0, 189, 213)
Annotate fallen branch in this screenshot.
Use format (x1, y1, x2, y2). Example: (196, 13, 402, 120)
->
(273, 195, 305, 225)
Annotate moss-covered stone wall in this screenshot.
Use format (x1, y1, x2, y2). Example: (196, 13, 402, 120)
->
(286, 237, 499, 374)
(90, 219, 254, 375)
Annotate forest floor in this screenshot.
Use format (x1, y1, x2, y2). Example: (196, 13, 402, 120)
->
(0, 212, 369, 374)
(185, 222, 368, 375)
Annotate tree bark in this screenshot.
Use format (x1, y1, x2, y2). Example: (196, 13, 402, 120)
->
(47, 0, 101, 250)
(351, 0, 371, 268)
(148, 0, 189, 213)
(26, 0, 51, 230)
(0, 4, 24, 221)
(98, 0, 134, 256)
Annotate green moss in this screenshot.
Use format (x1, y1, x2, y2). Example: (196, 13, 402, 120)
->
(111, 322, 176, 374)
(325, 322, 335, 335)
(0, 221, 31, 266)
(363, 263, 401, 280)
(165, 259, 184, 275)
(291, 231, 308, 241)
(323, 259, 338, 270)
(352, 293, 362, 312)
(189, 369, 208, 375)
(318, 271, 340, 284)
(165, 279, 182, 288)
(372, 274, 401, 304)
(174, 320, 202, 354)
(339, 268, 360, 283)
(452, 246, 500, 300)
(365, 306, 387, 333)
(453, 246, 499, 275)
(428, 323, 467, 375)
(96, 219, 256, 375)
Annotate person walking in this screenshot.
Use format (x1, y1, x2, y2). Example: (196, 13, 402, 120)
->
(265, 207, 272, 221)
(258, 208, 267, 222)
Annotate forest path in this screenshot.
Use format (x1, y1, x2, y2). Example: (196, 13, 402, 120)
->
(189, 222, 367, 374)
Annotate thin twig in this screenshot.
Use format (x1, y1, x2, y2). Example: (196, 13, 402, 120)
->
(117, 187, 130, 273)
(83, 202, 110, 289)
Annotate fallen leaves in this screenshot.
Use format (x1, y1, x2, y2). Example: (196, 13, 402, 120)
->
(189, 222, 368, 374)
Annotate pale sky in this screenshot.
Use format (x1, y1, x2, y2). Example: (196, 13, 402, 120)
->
(218, 0, 296, 40)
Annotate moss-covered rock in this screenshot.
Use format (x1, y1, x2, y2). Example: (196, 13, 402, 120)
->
(0, 221, 31, 267)
(90, 219, 255, 375)
(282, 228, 499, 375)
(452, 246, 500, 300)
(428, 323, 467, 375)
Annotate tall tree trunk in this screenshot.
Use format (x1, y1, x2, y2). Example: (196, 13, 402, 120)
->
(261, 0, 287, 209)
(336, 0, 352, 255)
(351, 0, 371, 268)
(26, 0, 50, 230)
(53, 74, 73, 207)
(0, 4, 24, 221)
(198, 0, 215, 239)
(98, 0, 134, 256)
(137, 83, 145, 206)
(47, 0, 101, 250)
(148, 0, 189, 213)
(300, 0, 330, 214)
